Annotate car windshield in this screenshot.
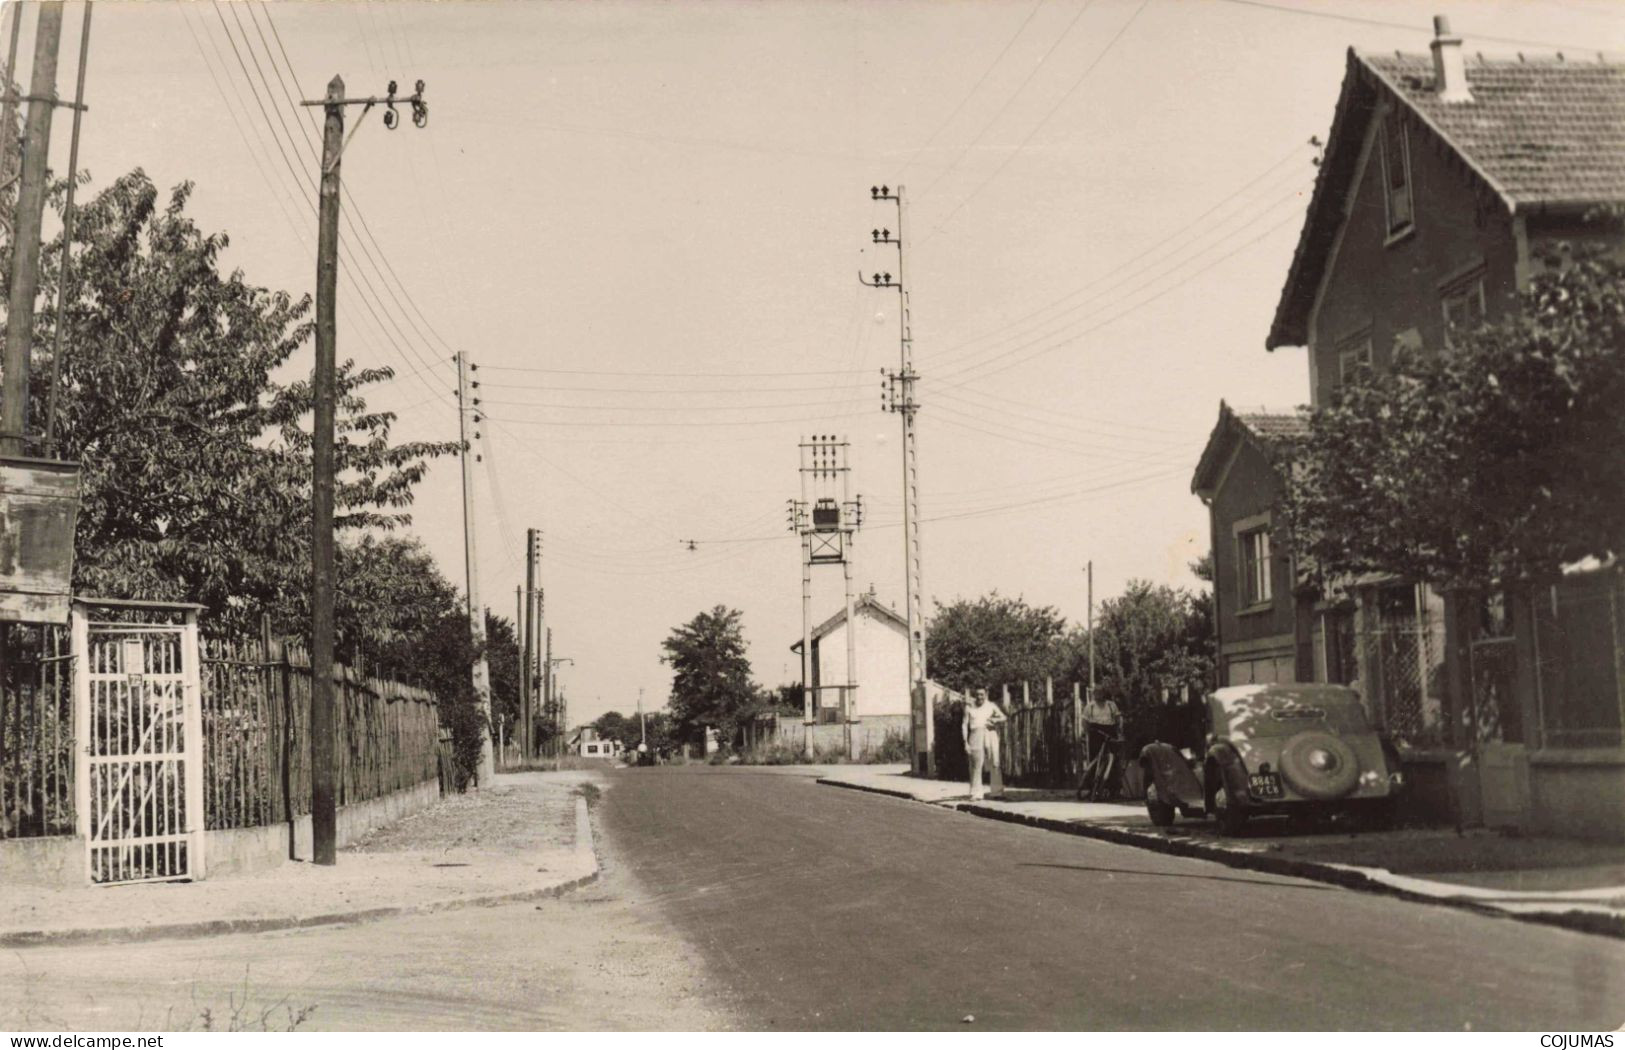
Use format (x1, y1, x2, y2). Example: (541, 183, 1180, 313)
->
(1207, 686, 1373, 739)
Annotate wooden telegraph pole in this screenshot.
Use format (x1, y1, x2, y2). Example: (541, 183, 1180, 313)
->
(304, 76, 428, 863)
(0, 2, 62, 456)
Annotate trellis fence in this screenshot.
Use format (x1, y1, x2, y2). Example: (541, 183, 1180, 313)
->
(0, 621, 451, 841)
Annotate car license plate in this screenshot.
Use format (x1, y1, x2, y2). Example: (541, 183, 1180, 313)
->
(1249, 772, 1283, 799)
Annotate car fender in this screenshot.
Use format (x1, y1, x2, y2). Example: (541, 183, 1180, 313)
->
(1205, 742, 1251, 804)
(1139, 742, 1203, 809)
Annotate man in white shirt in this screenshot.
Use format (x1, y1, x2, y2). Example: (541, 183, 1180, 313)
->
(962, 688, 1007, 801)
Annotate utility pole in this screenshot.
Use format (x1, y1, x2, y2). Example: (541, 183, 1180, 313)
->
(543, 625, 553, 755)
(523, 528, 540, 759)
(0, 4, 24, 230)
(1087, 560, 1095, 701)
(638, 686, 646, 748)
(454, 351, 495, 785)
(43, 1, 91, 455)
(302, 76, 428, 862)
(0, 1, 62, 456)
(865, 184, 928, 775)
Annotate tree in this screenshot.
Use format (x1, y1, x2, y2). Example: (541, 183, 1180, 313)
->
(925, 592, 1067, 693)
(661, 605, 758, 744)
(1, 170, 454, 636)
(1281, 244, 1625, 591)
(1091, 580, 1213, 750)
(592, 711, 635, 749)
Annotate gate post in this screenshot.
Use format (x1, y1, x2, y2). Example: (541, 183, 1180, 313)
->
(70, 603, 89, 847)
(181, 609, 207, 879)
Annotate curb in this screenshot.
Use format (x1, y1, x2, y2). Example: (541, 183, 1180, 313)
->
(819, 777, 1625, 940)
(3, 797, 605, 950)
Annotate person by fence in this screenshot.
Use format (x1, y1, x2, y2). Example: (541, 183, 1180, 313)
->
(1080, 692, 1124, 795)
(962, 688, 1007, 801)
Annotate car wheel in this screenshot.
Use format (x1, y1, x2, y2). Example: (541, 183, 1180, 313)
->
(1145, 782, 1176, 827)
(1213, 786, 1248, 836)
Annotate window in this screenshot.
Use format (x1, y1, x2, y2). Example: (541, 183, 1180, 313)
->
(1337, 334, 1373, 385)
(1442, 276, 1486, 345)
(1239, 527, 1272, 607)
(1380, 109, 1413, 237)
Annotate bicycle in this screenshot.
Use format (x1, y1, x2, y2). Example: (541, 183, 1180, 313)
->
(1076, 729, 1123, 802)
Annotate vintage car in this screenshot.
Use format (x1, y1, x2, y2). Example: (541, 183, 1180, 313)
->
(1138, 683, 1404, 834)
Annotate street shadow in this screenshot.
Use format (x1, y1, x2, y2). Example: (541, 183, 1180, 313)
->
(1017, 861, 1336, 892)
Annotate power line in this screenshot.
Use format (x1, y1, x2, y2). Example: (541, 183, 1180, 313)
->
(933, 198, 1308, 387)
(480, 364, 871, 378)
(242, 3, 460, 387)
(915, 0, 1099, 204)
(920, 0, 1151, 244)
(923, 138, 1313, 366)
(204, 3, 452, 409)
(1209, 0, 1619, 56)
(896, 0, 1046, 179)
(930, 175, 1312, 378)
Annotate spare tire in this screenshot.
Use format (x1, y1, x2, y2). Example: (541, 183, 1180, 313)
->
(1279, 731, 1360, 800)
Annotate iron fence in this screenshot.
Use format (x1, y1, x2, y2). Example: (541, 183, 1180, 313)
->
(1, 622, 448, 840)
(0, 622, 74, 838)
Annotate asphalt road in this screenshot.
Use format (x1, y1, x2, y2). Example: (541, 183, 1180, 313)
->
(599, 765, 1625, 1031)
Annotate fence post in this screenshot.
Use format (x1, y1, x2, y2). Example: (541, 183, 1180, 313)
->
(1045, 676, 1055, 787)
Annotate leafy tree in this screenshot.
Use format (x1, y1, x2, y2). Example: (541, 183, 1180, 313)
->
(1281, 245, 1625, 590)
(592, 711, 635, 748)
(484, 611, 521, 750)
(1091, 580, 1214, 749)
(925, 592, 1067, 693)
(1, 170, 454, 636)
(661, 605, 758, 744)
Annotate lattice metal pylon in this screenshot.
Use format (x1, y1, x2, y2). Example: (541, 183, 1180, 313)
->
(790, 435, 864, 759)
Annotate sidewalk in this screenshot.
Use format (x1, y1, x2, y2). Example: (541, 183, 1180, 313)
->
(818, 765, 1625, 938)
(0, 771, 600, 948)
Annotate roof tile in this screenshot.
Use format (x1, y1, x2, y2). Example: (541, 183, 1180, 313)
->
(1362, 53, 1625, 206)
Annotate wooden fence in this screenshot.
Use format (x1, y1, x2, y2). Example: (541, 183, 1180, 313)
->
(935, 677, 1201, 796)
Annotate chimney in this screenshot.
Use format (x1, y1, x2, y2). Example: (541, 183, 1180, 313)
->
(1430, 15, 1473, 103)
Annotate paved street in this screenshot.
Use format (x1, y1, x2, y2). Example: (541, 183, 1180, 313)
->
(3, 764, 1621, 1031)
(600, 766, 1625, 1030)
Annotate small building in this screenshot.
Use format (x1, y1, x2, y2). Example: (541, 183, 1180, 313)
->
(783, 593, 912, 754)
(566, 726, 620, 760)
(1198, 18, 1625, 840)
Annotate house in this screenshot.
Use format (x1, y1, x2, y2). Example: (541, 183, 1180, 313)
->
(567, 726, 620, 760)
(783, 592, 912, 753)
(1196, 17, 1625, 840)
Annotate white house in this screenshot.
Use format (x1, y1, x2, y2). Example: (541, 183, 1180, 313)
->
(785, 594, 912, 753)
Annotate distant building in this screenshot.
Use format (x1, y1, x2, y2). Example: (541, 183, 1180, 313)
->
(1195, 18, 1625, 840)
(779, 593, 912, 754)
(566, 726, 620, 760)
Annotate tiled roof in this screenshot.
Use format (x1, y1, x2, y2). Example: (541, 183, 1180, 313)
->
(1267, 48, 1625, 350)
(1362, 53, 1625, 207)
(1191, 403, 1306, 497)
(1235, 411, 1310, 444)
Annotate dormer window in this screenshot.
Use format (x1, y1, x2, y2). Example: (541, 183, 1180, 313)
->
(1380, 109, 1413, 238)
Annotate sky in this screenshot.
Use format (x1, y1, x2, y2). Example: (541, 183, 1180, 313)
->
(13, 0, 1624, 728)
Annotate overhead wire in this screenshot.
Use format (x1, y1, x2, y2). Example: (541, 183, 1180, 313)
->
(914, 0, 1099, 205)
(919, 0, 1151, 245)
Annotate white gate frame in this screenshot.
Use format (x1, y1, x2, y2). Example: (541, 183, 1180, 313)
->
(72, 598, 206, 885)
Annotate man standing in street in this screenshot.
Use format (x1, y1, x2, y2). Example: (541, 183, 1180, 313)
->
(962, 689, 1007, 801)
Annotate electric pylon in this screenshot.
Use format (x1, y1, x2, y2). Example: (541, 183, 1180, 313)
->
(789, 437, 865, 759)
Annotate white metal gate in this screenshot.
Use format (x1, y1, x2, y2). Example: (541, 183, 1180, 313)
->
(71, 601, 205, 884)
